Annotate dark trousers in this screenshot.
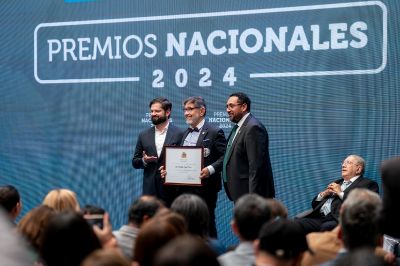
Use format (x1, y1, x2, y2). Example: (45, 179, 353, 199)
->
(296, 213, 338, 234)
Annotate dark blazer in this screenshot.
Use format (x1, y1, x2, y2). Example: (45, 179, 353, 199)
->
(132, 124, 183, 202)
(308, 176, 379, 221)
(224, 113, 275, 201)
(381, 157, 400, 238)
(180, 121, 227, 193)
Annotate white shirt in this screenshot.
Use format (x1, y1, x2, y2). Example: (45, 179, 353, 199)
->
(183, 119, 205, 146)
(154, 122, 169, 157)
(318, 176, 359, 216)
(183, 119, 215, 175)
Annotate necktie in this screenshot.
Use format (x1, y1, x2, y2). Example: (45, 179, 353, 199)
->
(222, 125, 239, 182)
(188, 127, 199, 133)
(321, 180, 353, 216)
(341, 180, 352, 190)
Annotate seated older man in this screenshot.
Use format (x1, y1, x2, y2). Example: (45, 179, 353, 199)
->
(296, 154, 379, 234)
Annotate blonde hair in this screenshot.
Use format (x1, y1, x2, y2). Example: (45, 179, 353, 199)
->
(42, 189, 80, 212)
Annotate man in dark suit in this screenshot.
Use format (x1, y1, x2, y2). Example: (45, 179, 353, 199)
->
(222, 92, 275, 202)
(296, 154, 379, 234)
(177, 96, 226, 237)
(132, 97, 183, 206)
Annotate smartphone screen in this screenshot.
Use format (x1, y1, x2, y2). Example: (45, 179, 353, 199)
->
(84, 214, 104, 229)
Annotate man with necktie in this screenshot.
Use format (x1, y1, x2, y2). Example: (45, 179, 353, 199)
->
(178, 96, 226, 237)
(296, 154, 379, 234)
(222, 92, 275, 202)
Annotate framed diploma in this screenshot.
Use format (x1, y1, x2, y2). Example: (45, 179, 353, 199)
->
(164, 146, 204, 186)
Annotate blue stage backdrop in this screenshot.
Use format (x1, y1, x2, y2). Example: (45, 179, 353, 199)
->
(0, 0, 399, 246)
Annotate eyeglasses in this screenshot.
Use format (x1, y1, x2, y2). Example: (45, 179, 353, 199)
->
(183, 107, 200, 112)
(226, 103, 243, 109)
(342, 160, 359, 166)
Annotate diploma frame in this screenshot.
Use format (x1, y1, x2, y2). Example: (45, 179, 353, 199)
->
(163, 146, 204, 186)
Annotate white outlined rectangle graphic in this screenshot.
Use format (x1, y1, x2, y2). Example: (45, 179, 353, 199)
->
(34, 1, 387, 84)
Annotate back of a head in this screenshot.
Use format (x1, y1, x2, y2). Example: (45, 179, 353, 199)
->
(171, 194, 209, 237)
(0, 208, 35, 266)
(333, 248, 386, 266)
(153, 211, 187, 235)
(234, 194, 272, 241)
(17, 205, 56, 252)
(40, 211, 101, 266)
(340, 188, 382, 250)
(128, 195, 164, 227)
(154, 235, 220, 266)
(81, 249, 131, 266)
(265, 198, 288, 219)
(133, 218, 184, 266)
(43, 188, 81, 212)
(381, 156, 400, 238)
(0, 185, 20, 215)
(258, 219, 310, 262)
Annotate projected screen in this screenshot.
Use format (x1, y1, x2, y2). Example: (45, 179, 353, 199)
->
(1, 0, 398, 245)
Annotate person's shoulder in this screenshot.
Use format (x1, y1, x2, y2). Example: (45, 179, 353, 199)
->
(246, 114, 266, 128)
(218, 250, 237, 263)
(168, 123, 182, 132)
(140, 126, 154, 134)
(203, 121, 222, 132)
(359, 176, 377, 184)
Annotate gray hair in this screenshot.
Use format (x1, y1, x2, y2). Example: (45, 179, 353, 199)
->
(183, 96, 207, 115)
(340, 188, 382, 250)
(347, 155, 366, 175)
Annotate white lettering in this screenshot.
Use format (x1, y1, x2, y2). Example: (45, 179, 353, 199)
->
(311, 25, 329, 50)
(207, 30, 227, 55)
(187, 32, 207, 56)
(288, 26, 310, 52)
(47, 39, 61, 62)
(264, 27, 287, 52)
(350, 21, 368, 48)
(165, 32, 187, 57)
(239, 28, 263, 54)
(330, 23, 348, 49)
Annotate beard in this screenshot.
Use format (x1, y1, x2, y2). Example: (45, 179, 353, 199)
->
(151, 115, 168, 125)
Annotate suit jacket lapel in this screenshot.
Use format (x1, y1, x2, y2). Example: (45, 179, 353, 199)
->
(160, 125, 175, 159)
(149, 127, 157, 155)
(196, 123, 208, 146)
(181, 129, 190, 146)
(344, 176, 363, 191)
(225, 114, 251, 162)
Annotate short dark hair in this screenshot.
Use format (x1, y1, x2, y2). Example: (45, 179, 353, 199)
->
(183, 96, 207, 116)
(149, 97, 172, 112)
(229, 92, 251, 111)
(128, 196, 164, 227)
(258, 219, 310, 260)
(0, 185, 20, 213)
(154, 235, 219, 266)
(171, 194, 209, 238)
(40, 212, 102, 266)
(234, 194, 272, 240)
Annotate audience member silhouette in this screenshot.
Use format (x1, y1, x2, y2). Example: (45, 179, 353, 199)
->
(154, 235, 220, 266)
(17, 205, 56, 253)
(42, 188, 81, 212)
(40, 211, 102, 266)
(0, 185, 22, 222)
